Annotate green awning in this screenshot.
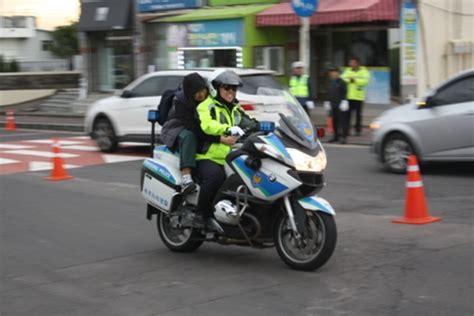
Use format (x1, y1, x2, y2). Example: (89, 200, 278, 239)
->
(156, 4, 273, 22)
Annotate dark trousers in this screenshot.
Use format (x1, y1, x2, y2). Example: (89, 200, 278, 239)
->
(177, 129, 197, 170)
(195, 160, 226, 217)
(348, 100, 363, 134)
(330, 106, 349, 139)
(296, 97, 311, 117)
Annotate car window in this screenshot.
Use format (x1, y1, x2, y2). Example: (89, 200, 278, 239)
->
(240, 75, 282, 95)
(432, 75, 474, 106)
(131, 76, 183, 97)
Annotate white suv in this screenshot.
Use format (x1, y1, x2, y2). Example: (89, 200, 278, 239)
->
(84, 68, 290, 152)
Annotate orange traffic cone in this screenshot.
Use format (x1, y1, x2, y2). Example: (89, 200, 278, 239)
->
(326, 116, 333, 134)
(45, 139, 74, 181)
(392, 155, 441, 225)
(5, 111, 16, 131)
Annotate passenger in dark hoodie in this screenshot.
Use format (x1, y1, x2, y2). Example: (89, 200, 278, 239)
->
(160, 73, 220, 193)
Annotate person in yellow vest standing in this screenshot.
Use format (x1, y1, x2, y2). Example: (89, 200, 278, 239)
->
(289, 61, 315, 116)
(341, 57, 370, 136)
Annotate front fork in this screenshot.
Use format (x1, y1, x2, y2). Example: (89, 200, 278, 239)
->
(283, 196, 303, 242)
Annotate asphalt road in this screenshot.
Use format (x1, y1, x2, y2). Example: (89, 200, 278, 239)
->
(1, 130, 473, 316)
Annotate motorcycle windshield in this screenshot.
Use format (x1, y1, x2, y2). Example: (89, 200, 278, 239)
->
(256, 88, 316, 149)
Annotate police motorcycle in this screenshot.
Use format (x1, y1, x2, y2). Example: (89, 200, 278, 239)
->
(141, 89, 336, 271)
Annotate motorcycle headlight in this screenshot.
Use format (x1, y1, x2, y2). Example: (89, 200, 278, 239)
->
(287, 148, 327, 172)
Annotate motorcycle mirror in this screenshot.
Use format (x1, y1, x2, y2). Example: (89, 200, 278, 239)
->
(258, 121, 275, 133)
(148, 110, 159, 123)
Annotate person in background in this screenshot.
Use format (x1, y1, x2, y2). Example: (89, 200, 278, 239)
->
(327, 67, 348, 144)
(289, 61, 315, 116)
(341, 57, 370, 136)
(160, 73, 218, 194)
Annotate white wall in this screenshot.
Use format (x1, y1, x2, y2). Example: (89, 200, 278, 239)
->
(0, 28, 68, 71)
(418, 0, 474, 95)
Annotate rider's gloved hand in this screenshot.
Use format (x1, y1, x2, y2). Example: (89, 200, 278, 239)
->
(228, 126, 245, 137)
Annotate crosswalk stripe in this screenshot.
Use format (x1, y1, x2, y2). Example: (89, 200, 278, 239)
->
(0, 158, 20, 165)
(0, 144, 34, 149)
(23, 140, 84, 145)
(103, 155, 144, 163)
(62, 145, 99, 151)
(29, 161, 80, 171)
(3, 150, 78, 158)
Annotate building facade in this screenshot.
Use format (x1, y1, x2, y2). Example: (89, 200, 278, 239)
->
(77, 0, 474, 103)
(415, 0, 474, 97)
(0, 16, 68, 71)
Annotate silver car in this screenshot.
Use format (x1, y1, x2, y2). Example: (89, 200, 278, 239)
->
(370, 69, 474, 173)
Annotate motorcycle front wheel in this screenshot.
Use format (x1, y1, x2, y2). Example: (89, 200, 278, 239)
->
(274, 211, 337, 271)
(157, 212, 204, 252)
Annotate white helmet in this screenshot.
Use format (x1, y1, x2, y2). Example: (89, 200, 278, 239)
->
(214, 200, 239, 225)
(207, 69, 243, 98)
(292, 61, 305, 69)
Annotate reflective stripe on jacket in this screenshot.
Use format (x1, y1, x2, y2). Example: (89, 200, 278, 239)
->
(196, 96, 243, 165)
(289, 75, 309, 98)
(341, 67, 370, 101)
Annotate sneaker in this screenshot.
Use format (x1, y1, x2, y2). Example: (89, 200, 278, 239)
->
(181, 178, 196, 194)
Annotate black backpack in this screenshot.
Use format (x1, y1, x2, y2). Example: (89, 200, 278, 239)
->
(157, 89, 178, 126)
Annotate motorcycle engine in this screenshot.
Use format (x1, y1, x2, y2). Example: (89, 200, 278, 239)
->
(214, 200, 240, 225)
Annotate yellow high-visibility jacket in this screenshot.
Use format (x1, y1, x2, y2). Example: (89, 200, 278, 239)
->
(341, 67, 370, 101)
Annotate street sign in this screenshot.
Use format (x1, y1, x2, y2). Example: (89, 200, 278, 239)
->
(291, 0, 318, 17)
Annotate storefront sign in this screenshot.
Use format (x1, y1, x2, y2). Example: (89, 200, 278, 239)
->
(400, 2, 418, 85)
(365, 68, 390, 105)
(167, 19, 243, 47)
(138, 0, 202, 12)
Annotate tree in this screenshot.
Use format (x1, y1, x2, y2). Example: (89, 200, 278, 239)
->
(0, 55, 5, 72)
(9, 59, 20, 72)
(50, 23, 79, 70)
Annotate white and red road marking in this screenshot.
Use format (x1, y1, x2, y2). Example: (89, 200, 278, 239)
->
(0, 136, 146, 175)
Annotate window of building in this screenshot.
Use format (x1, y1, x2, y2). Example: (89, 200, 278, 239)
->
(2, 17, 27, 28)
(42, 40, 53, 51)
(178, 47, 242, 69)
(254, 46, 284, 75)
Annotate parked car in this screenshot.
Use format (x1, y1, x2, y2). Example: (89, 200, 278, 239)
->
(370, 69, 474, 173)
(84, 68, 295, 152)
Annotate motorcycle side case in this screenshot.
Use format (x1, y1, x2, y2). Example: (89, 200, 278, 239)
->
(142, 159, 179, 212)
(298, 196, 336, 216)
(142, 146, 199, 212)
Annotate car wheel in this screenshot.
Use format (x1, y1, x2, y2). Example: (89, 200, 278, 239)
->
(92, 117, 118, 153)
(382, 133, 414, 173)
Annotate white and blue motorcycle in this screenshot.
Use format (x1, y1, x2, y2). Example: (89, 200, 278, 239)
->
(141, 89, 336, 271)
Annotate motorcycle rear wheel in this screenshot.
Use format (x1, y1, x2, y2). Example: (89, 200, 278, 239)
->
(275, 211, 337, 271)
(157, 212, 204, 252)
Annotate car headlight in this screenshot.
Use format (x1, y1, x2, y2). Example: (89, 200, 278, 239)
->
(287, 148, 327, 172)
(369, 121, 381, 130)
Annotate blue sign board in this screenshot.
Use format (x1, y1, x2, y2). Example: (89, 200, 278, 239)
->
(291, 0, 318, 17)
(365, 68, 391, 105)
(138, 0, 202, 12)
(167, 19, 243, 47)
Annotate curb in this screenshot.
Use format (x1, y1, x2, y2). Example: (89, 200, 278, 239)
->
(0, 122, 84, 132)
